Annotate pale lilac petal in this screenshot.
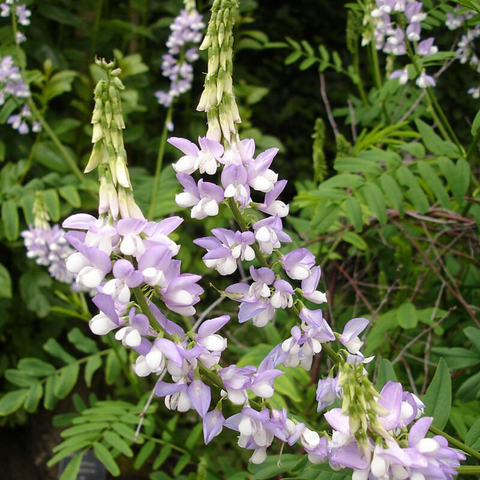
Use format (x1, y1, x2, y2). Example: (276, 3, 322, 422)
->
(155, 381, 187, 397)
(168, 137, 200, 157)
(203, 409, 225, 444)
(198, 315, 230, 339)
(154, 338, 183, 367)
(188, 379, 211, 418)
(62, 213, 96, 229)
(92, 293, 119, 322)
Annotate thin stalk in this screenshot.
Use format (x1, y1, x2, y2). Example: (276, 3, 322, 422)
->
(456, 466, 480, 475)
(27, 98, 84, 180)
(90, 0, 104, 60)
(18, 132, 40, 183)
(11, 13, 84, 181)
(354, 40, 369, 106)
(466, 122, 480, 161)
(404, 37, 464, 154)
(429, 425, 480, 461)
(148, 105, 173, 219)
(142, 434, 190, 454)
(369, 38, 382, 91)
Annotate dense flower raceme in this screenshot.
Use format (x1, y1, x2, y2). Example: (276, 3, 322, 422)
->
(22, 223, 77, 285)
(0, 55, 40, 134)
(0, 0, 30, 44)
(154, 7, 204, 110)
(165, 126, 465, 474)
(444, 7, 480, 97)
(57, 54, 466, 475)
(363, 0, 437, 89)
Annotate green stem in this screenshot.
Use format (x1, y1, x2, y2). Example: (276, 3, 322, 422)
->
(11, 13, 84, 181)
(467, 123, 480, 161)
(27, 98, 84, 180)
(90, 0, 104, 60)
(456, 466, 480, 475)
(429, 425, 480, 461)
(18, 132, 41, 183)
(369, 38, 382, 91)
(148, 105, 173, 219)
(404, 37, 464, 155)
(133, 287, 164, 335)
(354, 40, 369, 106)
(142, 434, 189, 454)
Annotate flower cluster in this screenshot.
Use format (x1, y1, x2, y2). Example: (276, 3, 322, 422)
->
(55, 6, 469, 475)
(364, 0, 437, 88)
(21, 193, 76, 286)
(0, 0, 31, 44)
(445, 7, 480, 98)
(0, 56, 40, 134)
(322, 374, 465, 479)
(154, 6, 204, 110)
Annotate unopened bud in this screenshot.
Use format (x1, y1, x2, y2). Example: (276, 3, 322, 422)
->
(92, 122, 103, 143)
(218, 23, 225, 47)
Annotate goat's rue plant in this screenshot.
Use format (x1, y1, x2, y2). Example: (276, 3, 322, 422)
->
(56, 1, 476, 479)
(1, 0, 479, 479)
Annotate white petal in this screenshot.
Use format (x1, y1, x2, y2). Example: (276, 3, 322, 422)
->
(255, 226, 271, 242)
(176, 192, 198, 207)
(251, 382, 274, 398)
(125, 329, 142, 347)
(203, 199, 219, 217)
(90, 314, 117, 335)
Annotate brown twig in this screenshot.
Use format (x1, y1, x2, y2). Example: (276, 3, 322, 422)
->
(319, 73, 339, 138)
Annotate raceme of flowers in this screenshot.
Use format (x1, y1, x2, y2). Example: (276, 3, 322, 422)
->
(154, 7, 204, 110)
(364, 0, 437, 89)
(21, 193, 77, 287)
(0, 0, 31, 44)
(0, 56, 40, 134)
(55, 26, 467, 479)
(445, 6, 480, 98)
(0, 2, 42, 135)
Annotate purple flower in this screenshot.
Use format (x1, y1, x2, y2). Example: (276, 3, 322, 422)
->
(281, 248, 316, 280)
(187, 379, 211, 418)
(405, 2, 426, 24)
(418, 38, 438, 57)
(219, 365, 256, 405)
(316, 376, 339, 412)
(270, 279, 294, 309)
(258, 179, 289, 217)
(176, 174, 224, 220)
(338, 318, 369, 354)
(169, 136, 224, 175)
(102, 259, 143, 304)
(416, 72, 436, 89)
(253, 215, 291, 255)
(115, 308, 150, 348)
(247, 148, 279, 193)
(195, 315, 230, 368)
(301, 266, 327, 304)
(203, 409, 225, 444)
(384, 28, 406, 56)
(161, 270, 203, 316)
(221, 164, 251, 207)
(406, 22, 421, 41)
(65, 231, 112, 288)
(390, 67, 409, 85)
(90, 293, 124, 335)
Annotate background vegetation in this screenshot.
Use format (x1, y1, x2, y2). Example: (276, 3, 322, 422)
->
(0, 0, 479, 479)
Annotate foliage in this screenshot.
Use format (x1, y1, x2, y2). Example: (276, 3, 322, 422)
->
(0, 0, 479, 479)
